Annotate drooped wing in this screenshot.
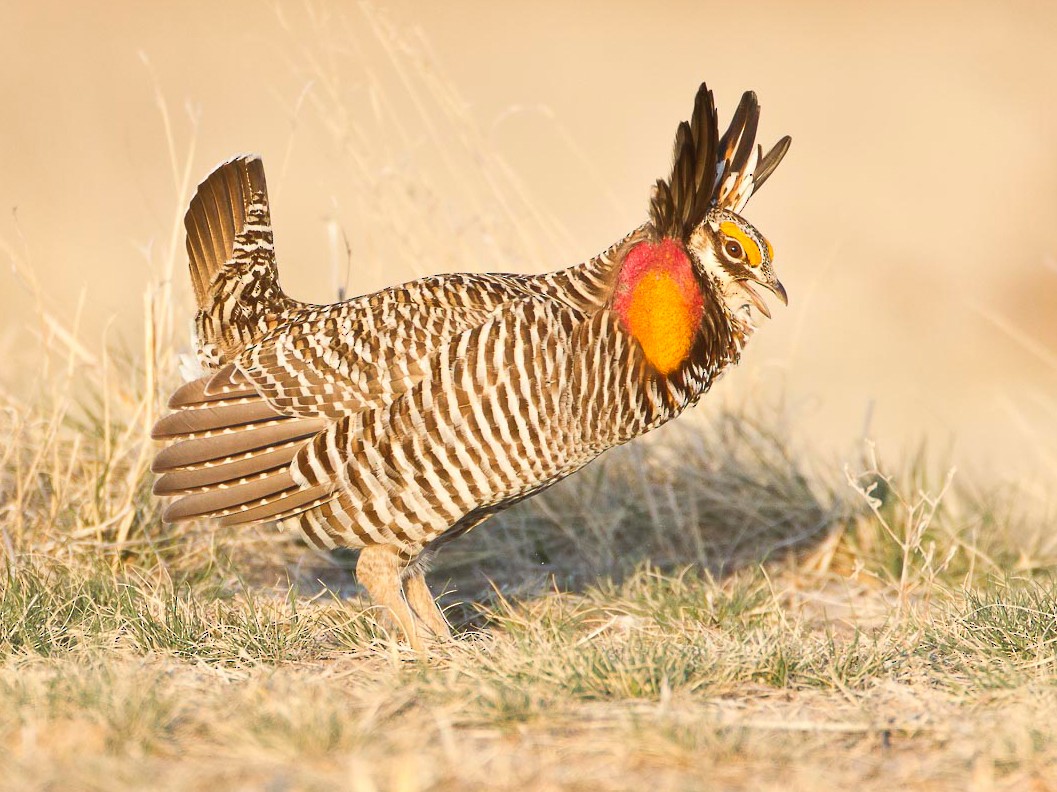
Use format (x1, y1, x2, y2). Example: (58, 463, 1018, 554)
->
(151, 273, 530, 523)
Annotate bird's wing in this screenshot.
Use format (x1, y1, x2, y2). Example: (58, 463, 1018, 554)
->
(232, 273, 533, 420)
(152, 273, 545, 524)
(270, 297, 643, 552)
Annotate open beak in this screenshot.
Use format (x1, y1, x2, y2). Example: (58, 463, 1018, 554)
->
(738, 277, 787, 319)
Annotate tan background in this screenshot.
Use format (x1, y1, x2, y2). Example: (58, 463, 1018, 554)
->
(1, 0, 1055, 478)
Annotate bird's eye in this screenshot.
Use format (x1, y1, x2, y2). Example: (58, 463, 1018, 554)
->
(724, 240, 743, 259)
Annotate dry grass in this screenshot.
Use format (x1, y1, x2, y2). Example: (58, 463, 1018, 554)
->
(2, 5, 1057, 790)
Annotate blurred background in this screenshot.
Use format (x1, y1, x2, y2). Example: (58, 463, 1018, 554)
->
(1, 0, 1055, 480)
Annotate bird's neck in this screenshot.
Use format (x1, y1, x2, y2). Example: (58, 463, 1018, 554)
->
(543, 227, 744, 390)
(610, 235, 744, 428)
(611, 237, 707, 376)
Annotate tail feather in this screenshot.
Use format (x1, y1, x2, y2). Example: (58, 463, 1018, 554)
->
(185, 155, 296, 366)
(154, 156, 332, 528)
(228, 492, 338, 529)
(185, 155, 270, 311)
(150, 417, 326, 472)
(215, 486, 334, 526)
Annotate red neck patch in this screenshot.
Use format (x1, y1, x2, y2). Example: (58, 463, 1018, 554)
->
(613, 239, 703, 375)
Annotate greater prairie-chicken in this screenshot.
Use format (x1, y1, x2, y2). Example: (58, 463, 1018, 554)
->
(152, 82, 790, 648)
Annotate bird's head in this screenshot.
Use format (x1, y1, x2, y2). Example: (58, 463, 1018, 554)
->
(611, 84, 790, 375)
(685, 207, 787, 320)
(648, 84, 791, 324)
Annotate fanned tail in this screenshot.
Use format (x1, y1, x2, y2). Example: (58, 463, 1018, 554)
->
(185, 154, 297, 367)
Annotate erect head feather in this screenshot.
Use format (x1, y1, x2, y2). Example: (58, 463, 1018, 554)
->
(649, 83, 791, 240)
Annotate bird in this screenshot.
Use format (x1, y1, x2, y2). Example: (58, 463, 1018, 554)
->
(151, 82, 791, 650)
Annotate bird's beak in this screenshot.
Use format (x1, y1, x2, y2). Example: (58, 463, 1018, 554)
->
(737, 274, 787, 319)
(769, 278, 788, 306)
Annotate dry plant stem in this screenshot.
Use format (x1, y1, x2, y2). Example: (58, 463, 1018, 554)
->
(846, 442, 958, 616)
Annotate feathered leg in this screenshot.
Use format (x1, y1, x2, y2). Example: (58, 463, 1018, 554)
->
(356, 545, 422, 651)
(403, 572, 452, 641)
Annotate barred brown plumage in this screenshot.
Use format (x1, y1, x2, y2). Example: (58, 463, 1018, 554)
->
(151, 82, 792, 649)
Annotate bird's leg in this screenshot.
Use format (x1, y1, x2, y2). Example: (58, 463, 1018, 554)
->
(403, 571, 452, 641)
(356, 545, 422, 651)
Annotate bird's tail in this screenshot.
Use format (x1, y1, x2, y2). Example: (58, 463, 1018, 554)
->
(184, 155, 297, 367)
